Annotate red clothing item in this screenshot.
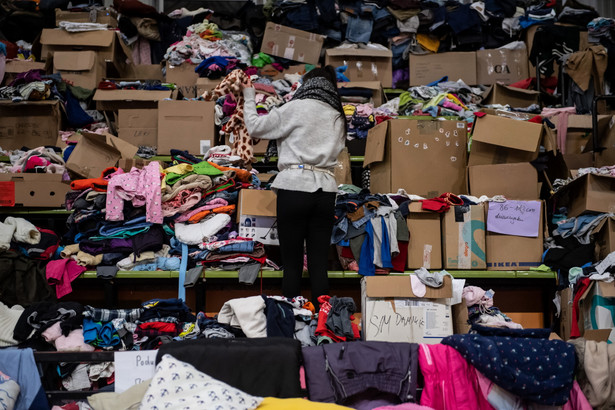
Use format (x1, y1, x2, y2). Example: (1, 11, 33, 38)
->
(391, 240, 408, 272)
(138, 321, 178, 333)
(70, 167, 119, 192)
(46, 259, 87, 299)
(315, 295, 360, 342)
(570, 278, 592, 338)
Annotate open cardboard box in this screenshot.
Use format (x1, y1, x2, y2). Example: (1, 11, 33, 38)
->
(481, 83, 540, 108)
(552, 173, 615, 218)
(442, 204, 486, 270)
(55, 7, 118, 27)
(66, 131, 138, 179)
(53, 50, 105, 90)
(2, 59, 47, 86)
(469, 113, 543, 166)
(361, 275, 455, 344)
(326, 48, 393, 87)
(364, 119, 467, 197)
(93, 88, 172, 111)
(338, 81, 384, 107)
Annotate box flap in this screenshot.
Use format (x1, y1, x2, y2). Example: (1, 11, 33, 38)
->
(93, 89, 172, 101)
(103, 134, 139, 159)
(364, 275, 453, 298)
(263, 22, 326, 41)
(583, 329, 612, 342)
(40, 28, 115, 47)
(66, 132, 121, 179)
(5, 59, 46, 74)
(326, 47, 392, 58)
(53, 50, 96, 71)
(363, 121, 389, 167)
(472, 114, 542, 152)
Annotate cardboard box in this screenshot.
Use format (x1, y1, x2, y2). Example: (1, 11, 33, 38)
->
(485, 201, 544, 270)
(0, 174, 70, 207)
(120, 64, 164, 81)
(442, 204, 486, 269)
(469, 114, 543, 166)
(558, 287, 573, 340)
(165, 61, 198, 87)
(66, 131, 138, 179)
(93, 89, 172, 111)
(559, 115, 612, 170)
(361, 275, 454, 344)
(2, 59, 47, 86)
(39, 29, 131, 72)
(409, 52, 477, 86)
(364, 119, 467, 197)
(55, 8, 118, 27)
(579, 280, 615, 344)
(196, 78, 221, 96)
(338, 81, 384, 107)
(259, 64, 309, 79)
(325, 48, 393, 88)
(552, 173, 615, 218)
(260, 22, 325, 65)
(117, 158, 152, 172)
(53, 50, 105, 90)
(0, 100, 61, 150)
(468, 163, 539, 199)
(237, 189, 278, 245)
(406, 202, 442, 270)
(117, 109, 158, 147)
(482, 83, 540, 108)
(157, 100, 215, 155)
(476, 48, 529, 85)
(594, 217, 615, 262)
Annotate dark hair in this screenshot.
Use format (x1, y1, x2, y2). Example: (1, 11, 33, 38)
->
(302, 65, 348, 133)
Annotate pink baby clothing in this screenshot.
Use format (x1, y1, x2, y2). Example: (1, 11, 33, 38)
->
(46, 259, 87, 299)
(42, 322, 63, 343)
(55, 329, 95, 352)
(161, 189, 202, 217)
(106, 161, 163, 224)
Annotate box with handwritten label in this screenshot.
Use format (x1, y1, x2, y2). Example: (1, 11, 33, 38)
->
(485, 200, 544, 271)
(361, 276, 455, 344)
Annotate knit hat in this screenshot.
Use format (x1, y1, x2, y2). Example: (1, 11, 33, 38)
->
(0, 301, 24, 347)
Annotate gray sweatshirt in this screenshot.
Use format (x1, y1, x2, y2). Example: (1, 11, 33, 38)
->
(243, 87, 345, 193)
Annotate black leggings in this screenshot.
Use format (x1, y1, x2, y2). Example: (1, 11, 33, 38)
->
(276, 188, 336, 305)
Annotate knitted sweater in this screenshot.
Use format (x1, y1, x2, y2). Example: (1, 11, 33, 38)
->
(243, 87, 345, 193)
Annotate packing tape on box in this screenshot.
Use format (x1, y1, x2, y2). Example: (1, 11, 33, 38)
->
(422, 244, 432, 269)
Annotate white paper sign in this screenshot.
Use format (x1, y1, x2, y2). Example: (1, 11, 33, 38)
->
(114, 350, 157, 393)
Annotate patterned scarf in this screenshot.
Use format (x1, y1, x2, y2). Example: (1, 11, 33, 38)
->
(291, 77, 343, 114)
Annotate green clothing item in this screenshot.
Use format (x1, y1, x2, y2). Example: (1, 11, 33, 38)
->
(165, 161, 223, 185)
(89, 227, 150, 240)
(338, 184, 362, 194)
(251, 52, 273, 68)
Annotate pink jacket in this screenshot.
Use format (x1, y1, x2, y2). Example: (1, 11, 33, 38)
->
(419, 343, 494, 410)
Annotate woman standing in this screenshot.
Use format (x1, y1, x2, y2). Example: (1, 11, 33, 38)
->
(241, 66, 345, 307)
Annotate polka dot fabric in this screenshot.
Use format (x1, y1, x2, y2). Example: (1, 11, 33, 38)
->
(441, 333, 576, 406)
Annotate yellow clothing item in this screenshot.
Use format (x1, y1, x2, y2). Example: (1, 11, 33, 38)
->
(343, 105, 356, 116)
(416, 34, 440, 53)
(258, 397, 353, 409)
(446, 93, 468, 109)
(163, 163, 193, 175)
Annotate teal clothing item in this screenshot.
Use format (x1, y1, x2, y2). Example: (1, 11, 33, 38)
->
(338, 184, 362, 194)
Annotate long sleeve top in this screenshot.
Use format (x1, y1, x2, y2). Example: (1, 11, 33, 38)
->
(243, 87, 345, 193)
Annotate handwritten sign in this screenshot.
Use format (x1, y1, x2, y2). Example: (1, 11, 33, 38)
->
(487, 200, 540, 237)
(114, 350, 157, 393)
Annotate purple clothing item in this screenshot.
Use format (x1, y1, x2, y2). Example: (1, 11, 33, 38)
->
(302, 341, 419, 407)
(9, 68, 44, 86)
(79, 238, 133, 255)
(392, 68, 409, 89)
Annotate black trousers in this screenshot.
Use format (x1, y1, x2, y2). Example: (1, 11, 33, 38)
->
(276, 188, 336, 305)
